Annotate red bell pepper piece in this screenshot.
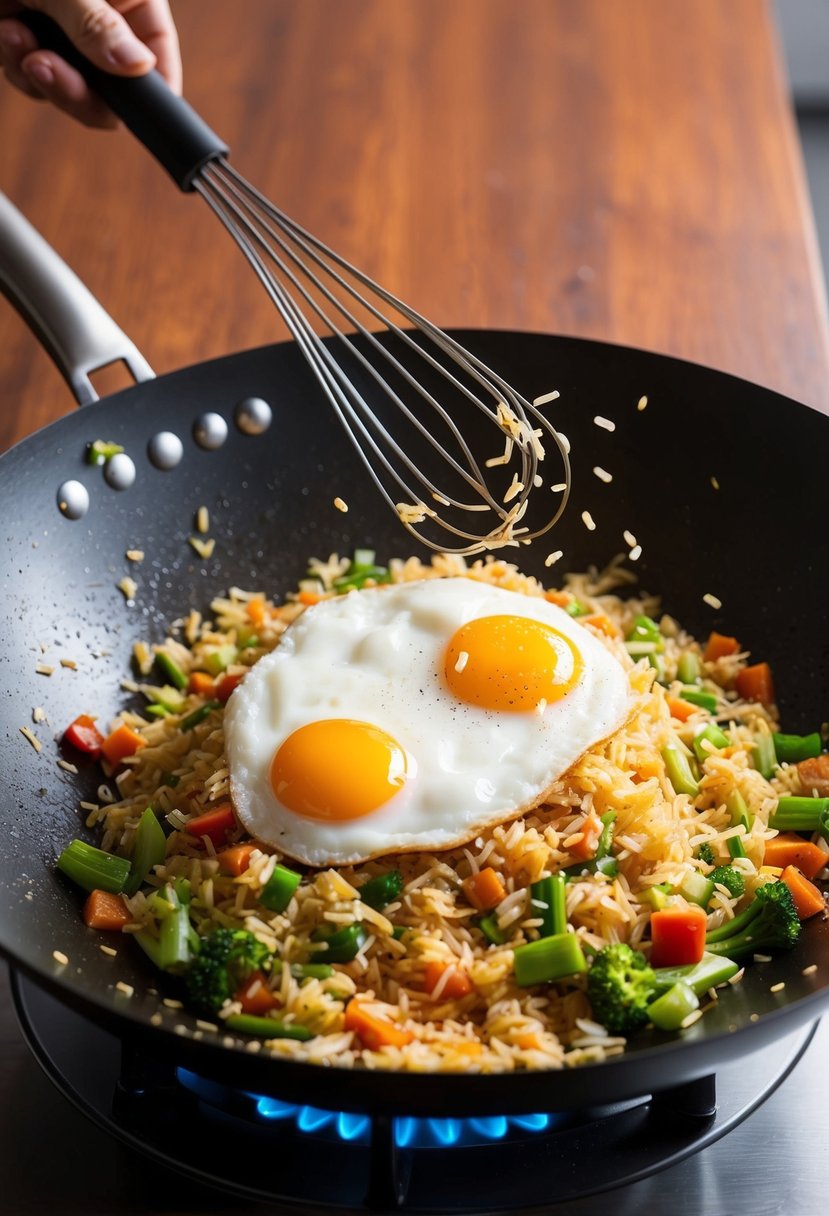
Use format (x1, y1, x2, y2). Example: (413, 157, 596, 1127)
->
(63, 714, 105, 759)
(185, 803, 237, 847)
(216, 672, 244, 703)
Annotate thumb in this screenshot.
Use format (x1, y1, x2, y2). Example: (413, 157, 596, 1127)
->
(25, 0, 156, 73)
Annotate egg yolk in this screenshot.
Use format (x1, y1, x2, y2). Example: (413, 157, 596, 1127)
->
(443, 614, 583, 711)
(270, 719, 409, 821)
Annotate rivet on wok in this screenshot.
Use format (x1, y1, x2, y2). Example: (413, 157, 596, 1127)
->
(148, 431, 184, 470)
(103, 452, 136, 490)
(57, 480, 89, 520)
(193, 412, 228, 450)
(235, 397, 272, 435)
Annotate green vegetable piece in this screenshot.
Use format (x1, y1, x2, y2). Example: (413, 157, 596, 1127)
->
(772, 732, 822, 764)
(124, 807, 167, 896)
(662, 745, 700, 798)
(652, 951, 739, 998)
(174, 878, 192, 904)
(154, 651, 188, 691)
(727, 834, 747, 860)
(753, 732, 777, 780)
(353, 548, 376, 567)
(626, 614, 663, 650)
(391, 925, 408, 941)
(477, 913, 506, 946)
(639, 883, 673, 910)
(141, 684, 186, 712)
(677, 652, 700, 685)
(530, 874, 567, 937)
(770, 795, 829, 832)
(133, 929, 164, 969)
(695, 843, 716, 866)
(359, 870, 404, 911)
(563, 812, 617, 879)
(709, 865, 745, 900)
(56, 839, 131, 894)
(586, 942, 657, 1035)
(185, 927, 271, 1013)
(726, 789, 751, 858)
(87, 439, 124, 465)
(692, 722, 730, 764)
(680, 871, 715, 909)
(333, 549, 392, 593)
(225, 1014, 313, 1040)
(145, 704, 170, 719)
(237, 628, 260, 650)
(705, 879, 800, 959)
(159, 901, 193, 972)
(679, 687, 717, 713)
(647, 980, 699, 1031)
(565, 599, 590, 617)
(513, 932, 587, 986)
(310, 923, 368, 963)
(203, 645, 238, 676)
(162, 772, 181, 789)
(180, 701, 221, 731)
(260, 863, 302, 913)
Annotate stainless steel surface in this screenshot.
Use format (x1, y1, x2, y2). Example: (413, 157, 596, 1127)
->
(196, 159, 570, 555)
(0, 957, 824, 1216)
(0, 193, 154, 406)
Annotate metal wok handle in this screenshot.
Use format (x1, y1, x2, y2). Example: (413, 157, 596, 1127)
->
(0, 192, 154, 406)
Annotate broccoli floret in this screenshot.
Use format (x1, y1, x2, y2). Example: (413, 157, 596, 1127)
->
(586, 943, 658, 1035)
(185, 927, 271, 1013)
(709, 865, 746, 900)
(696, 843, 716, 866)
(705, 880, 800, 961)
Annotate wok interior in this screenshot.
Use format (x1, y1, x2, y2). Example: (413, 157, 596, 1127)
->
(2, 331, 828, 1112)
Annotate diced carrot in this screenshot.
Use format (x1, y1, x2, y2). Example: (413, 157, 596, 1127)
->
(462, 867, 506, 911)
(215, 672, 244, 703)
(763, 835, 827, 881)
(298, 591, 322, 606)
(516, 1032, 542, 1051)
(218, 843, 259, 876)
(188, 671, 216, 696)
(582, 613, 620, 639)
(544, 590, 571, 608)
(344, 1002, 415, 1049)
(423, 960, 473, 1000)
(734, 662, 775, 707)
(649, 904, 707, 967)
(633, 754, 663, 782)
(83, 889, 130, 931)
(704, 632, 740, 662)
(568, 811, 602, 862)
(667, 696, 696, 722)
(797, 755, 829, 798)
(235, 970, 280, 1015)
(185, 803, 237, 847)
(246, 597, 267, 626)
(781, 865, 825, 920)
(101, 722, 147, 766)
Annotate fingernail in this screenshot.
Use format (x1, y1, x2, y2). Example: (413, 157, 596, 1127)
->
(106, 38, 154, 70)
(25, 60, 54, 87)
(0, 29, 23, 50)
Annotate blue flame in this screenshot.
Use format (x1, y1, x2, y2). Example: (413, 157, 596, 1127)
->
(178, 1068, 555, 1148)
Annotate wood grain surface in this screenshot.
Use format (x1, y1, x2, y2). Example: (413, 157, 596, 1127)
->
(1, 0, 828, 458)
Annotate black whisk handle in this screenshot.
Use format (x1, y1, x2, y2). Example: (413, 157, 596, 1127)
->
(18, 12, 228, 190)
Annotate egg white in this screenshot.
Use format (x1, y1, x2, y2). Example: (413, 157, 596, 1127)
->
(224, 578, 632, 866)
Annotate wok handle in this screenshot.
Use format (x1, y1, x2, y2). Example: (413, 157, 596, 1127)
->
(18, 12, 228, 191)
(0, 192, 155, 406)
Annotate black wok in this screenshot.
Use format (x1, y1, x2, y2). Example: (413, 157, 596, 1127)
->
(2, 212, 829, 1114)
(2, 18, 829, 1117)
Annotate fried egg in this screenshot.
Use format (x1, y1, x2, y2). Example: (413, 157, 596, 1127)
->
(224, 578, 631, 866)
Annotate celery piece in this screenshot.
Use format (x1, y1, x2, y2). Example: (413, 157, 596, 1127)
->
(477, 913, 506, 946)
(86, 439, 124, 465)
(271, 960, 335, 981)
(640, 883, 673, 911)
(124, 806, 167, 895)
(133, 930, 164, 969)
(770, 796, 829, 832)
(159, 903, 192, 972)
(692, 723, 730, 764)
(180, 701, 221, 731)
(753, 732, 777, 780)
(57, 839, 131, 894)
(154, 651, 188, 691)
(203, 645, 238, 676)
(513, 932, 587, 986)
(726, 789, 751, 858)
(772, 732, 822, 764)
(626, 614, 663, 650)
(530, 874, 566, 937)
(652, 951, 739, 997)
(225, 1014, 313, 1040)
(145, 705, 170, 719)
(260, 863, 302, 913)
(679, 871, 715, 909)
(679, 687, 717, 713)
(647, 980, 700, 1031)
(662, 745, 700, 798)
(677, 652, 700, 685)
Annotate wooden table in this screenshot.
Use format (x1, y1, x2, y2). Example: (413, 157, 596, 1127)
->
(2, 0, 828, 459)
(1, 3, 828, 1214)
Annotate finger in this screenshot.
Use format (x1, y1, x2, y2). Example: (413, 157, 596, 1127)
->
(24, 0, 156, 75)
(21, 49, 119, 126)
(117, 0, 181, 93)
(0, 15, 39, 72)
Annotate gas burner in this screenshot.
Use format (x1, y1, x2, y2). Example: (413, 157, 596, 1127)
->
(11, 969, 816, 1215)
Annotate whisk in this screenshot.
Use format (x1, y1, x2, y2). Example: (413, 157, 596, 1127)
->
(23, 15, 570, 556)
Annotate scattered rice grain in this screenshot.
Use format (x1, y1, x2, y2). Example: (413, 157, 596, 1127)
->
(19, 726, 41, 753)
(115, 981, 134, 998)
(703, 593, 722, 609)
(532, 390, 560, 407)
(593, 415, 615, 431)
(334, 497, 349, 513)
(592, 466, 612, 483)
(544, 550, 563, 568)
(52, 951, 69, 966)
(581, 511, 596, 531)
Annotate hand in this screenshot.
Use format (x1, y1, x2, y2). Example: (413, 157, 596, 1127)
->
(0, 0, 181, 128)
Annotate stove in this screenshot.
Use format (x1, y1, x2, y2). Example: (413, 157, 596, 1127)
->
(2, 963, 826, 1216)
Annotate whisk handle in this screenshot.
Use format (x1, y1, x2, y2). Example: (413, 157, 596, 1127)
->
(17, 12, 228, 191)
